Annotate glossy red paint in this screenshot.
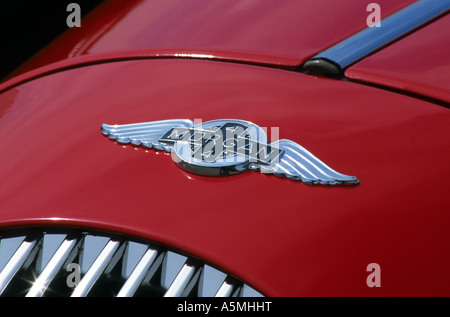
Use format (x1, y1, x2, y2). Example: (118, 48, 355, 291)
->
(1, 59, 449, 296)
(6, 0, 416, 80)
(345, 14, 450, 104)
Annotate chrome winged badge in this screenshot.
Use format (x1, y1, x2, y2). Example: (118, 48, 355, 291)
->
(101, 119, 359, 185)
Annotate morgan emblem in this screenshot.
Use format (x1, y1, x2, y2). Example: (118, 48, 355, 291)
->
(101, 119, 359, 185)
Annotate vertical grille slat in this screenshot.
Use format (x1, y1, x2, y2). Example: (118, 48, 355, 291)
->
(71, 239, 121, 297)
(164, 259, 203, 297)
(0, 236, 41, 295)
(0, 229, 263, 297)
(26, 235, 80, 297)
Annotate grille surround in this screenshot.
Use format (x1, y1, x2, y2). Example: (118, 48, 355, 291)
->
(0, 227, 263, 297)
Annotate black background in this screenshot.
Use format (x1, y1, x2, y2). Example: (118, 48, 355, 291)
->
(0, 0, 104, 81)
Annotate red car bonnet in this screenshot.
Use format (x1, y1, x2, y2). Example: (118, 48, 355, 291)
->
(3, 0, 416, 82)
(0, 59, 449, 296)
(346, 13, 450, 104)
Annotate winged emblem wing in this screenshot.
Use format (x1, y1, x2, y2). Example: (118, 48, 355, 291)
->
(101, 119, 194, 151)
(250, 139, 359, 185)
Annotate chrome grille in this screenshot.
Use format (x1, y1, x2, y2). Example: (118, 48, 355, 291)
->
(0, 228, 263, 297)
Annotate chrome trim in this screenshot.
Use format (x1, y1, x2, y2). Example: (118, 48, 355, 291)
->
(0, 236, 41, 295)
(215, 276, 243, 297)
(0, 229, 263, 297)
(26, 236, 80, 297)
(71, 239, 121, 297)
(164, 259, 203, 297)
(116, 247, 161, 297)
(306, 0, 450, 71)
